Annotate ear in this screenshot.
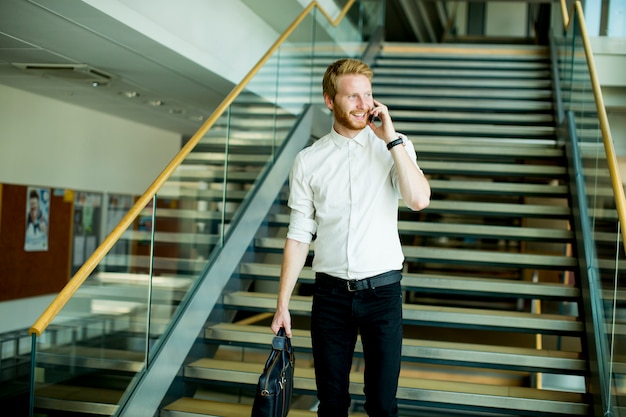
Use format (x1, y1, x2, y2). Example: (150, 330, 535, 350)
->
(323, 93, 334, 111)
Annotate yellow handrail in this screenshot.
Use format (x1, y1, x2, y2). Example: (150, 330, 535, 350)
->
(29, 0, 356, 337)
(559, 0, 626, 253)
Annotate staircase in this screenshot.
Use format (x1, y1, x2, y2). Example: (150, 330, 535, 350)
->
(157, 43, 593, 416)
(29, 43, 601, 416)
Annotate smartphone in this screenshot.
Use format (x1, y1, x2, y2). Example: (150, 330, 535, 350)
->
(369, 113, 377, 123)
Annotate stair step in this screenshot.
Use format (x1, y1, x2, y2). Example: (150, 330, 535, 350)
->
(380, 43, 550, 59)
(171, 168, 259, 183)
(417, 160, 566, 177)
(35, 385, 121, 415)
(184, 152, 271, 165)
(121, 230, 220, 245)
(382, 96, 553, 112)
(239, 263, 580, 300)
(371, 86, 554, 101)
(222, 292, 583, 335)
(139, 208, 235, 221)
(184, 359, 588, 416)
(429, 179, 566, 196)
(161, 398, 331, 417)
(269, 214, 572, 242)
(254, 238, 576, 271)
(414, 199, 571, 218)
(392, 110, 554, 124)
(410, 134, 558, 147)
(413, 142, 563, 158)
(372, 67, 551, 80)
(205, 323, 586, 374)
(395, 121, 555, 138)
(403, 246, 576, 270)
(37, 346, 144, 373)
(375, 59, 550, 72)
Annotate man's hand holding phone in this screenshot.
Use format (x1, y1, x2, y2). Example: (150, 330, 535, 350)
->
(368, 99, 397, 144)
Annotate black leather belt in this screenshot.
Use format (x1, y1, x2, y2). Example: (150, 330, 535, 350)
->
(315, 270, 402, 292)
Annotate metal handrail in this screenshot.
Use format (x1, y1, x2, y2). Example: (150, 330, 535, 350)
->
(28, 0, 355, 337)
(559, 0, 626, 253)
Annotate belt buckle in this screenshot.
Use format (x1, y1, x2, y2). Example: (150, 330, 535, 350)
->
(346, 280, 357, 292)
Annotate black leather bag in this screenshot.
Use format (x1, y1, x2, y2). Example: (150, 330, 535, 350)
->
(251, 328, 295, 417)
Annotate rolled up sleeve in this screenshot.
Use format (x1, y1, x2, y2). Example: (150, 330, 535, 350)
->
(286, 153, 317, 244)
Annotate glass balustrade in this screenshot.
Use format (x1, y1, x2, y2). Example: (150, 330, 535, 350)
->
(553, 4, 624, 414)
(28, 1, 383, 415)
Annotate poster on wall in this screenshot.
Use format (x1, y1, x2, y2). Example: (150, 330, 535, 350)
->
(71, 191, 102, 274)
(25, 187, 50, 251)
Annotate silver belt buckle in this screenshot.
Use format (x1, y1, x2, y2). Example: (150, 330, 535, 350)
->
(346, 280, 358, 292)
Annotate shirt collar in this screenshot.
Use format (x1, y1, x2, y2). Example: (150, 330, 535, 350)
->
(330, 127, 370, 149)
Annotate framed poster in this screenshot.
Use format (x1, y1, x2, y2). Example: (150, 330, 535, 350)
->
(24, 187, 50, 252)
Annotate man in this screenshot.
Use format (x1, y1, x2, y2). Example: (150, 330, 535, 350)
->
(271, 58, 430, 417)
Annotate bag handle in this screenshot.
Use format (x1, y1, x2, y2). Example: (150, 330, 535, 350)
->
(272, 327, 291, 351)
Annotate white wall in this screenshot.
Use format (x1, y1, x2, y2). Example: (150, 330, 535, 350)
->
(0, 84, 181, 334)
(0, 295, 57, 334)
(485, 2, 528, 37)
(0, 84, 181, 194)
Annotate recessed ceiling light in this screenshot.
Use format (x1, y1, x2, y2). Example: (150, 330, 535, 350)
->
(147, 99, 163, 107)
(121, 91, 140, 98)
(168, 108, 184, 115)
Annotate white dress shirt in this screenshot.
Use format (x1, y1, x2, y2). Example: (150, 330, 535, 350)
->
(286, 126, 420, 280)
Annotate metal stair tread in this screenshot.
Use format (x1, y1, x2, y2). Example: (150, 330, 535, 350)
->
(413, 199, 570, 217)
(36, 346, 145, 373)
(183, 152, 271, 164)
(412, 142, 563, 158)
(375, 86, 553, 100)
(418, 160, 566, 177)
(375, 76, 552, 89)
(239, 263, 580, 300)
(408, 135, 560, 148)
(268, 214, 573, 242)
(222, 292, 583, 334)
(35, 384, 122, 414)
(428, 178, 567, 196)
(205, 323, 586, 374)
(391, 110, 554, 123)
(254, 238, 577, 270)
(394, 122, 555, 137)
(382, 96, 553, 111)
(120, 230, 221, 245)
(403, 246, 577, 270)
(184, 359, 587, 415)
(161, 398, 329, 417)
(375, 58, 550, 70)
(371, 68, 551, 80)
(380, 44, 551, 61)
(139, 208, 235, 221)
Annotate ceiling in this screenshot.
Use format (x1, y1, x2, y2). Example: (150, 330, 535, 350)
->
(0, 0, 419, 137)
(0, 0, 239, 137)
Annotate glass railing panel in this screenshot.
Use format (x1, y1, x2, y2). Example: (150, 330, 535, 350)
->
(1, 328, 31, 414)
(29, 2, 385, 415)
(31, 200, 155, 414)
(555, 6, 624, 413)
(147, 109, 232, 350)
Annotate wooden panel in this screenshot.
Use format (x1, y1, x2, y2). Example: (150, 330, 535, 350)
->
(0, 184, 73, 301)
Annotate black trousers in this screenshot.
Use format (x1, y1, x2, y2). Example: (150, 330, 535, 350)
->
(311, 272, 403, 417)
